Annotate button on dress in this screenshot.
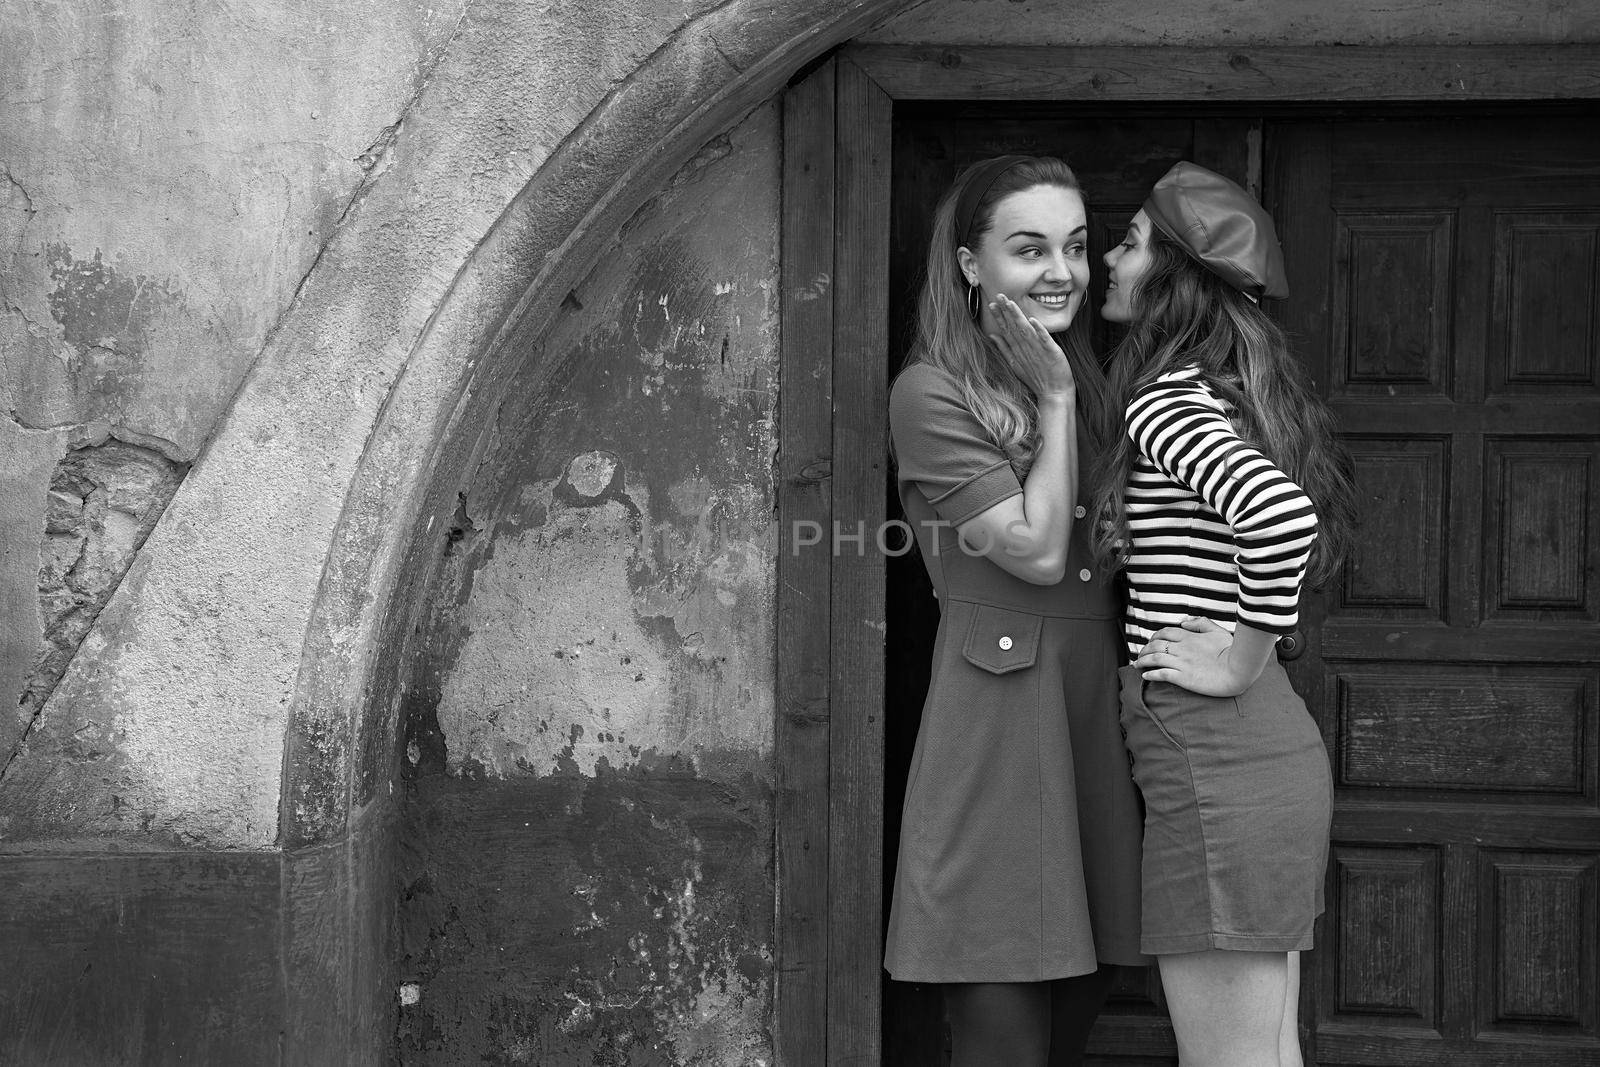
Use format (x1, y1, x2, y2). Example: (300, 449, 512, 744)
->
(883, 362, 1146, 982)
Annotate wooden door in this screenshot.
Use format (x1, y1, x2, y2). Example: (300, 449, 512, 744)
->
(1271, 116, 1600, 1066)
(784, 46, 1600, 1067)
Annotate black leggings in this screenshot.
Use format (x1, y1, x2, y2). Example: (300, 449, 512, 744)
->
(944, 966, 1119, 1067)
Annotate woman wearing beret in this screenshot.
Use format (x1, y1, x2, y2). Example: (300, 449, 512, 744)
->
(885, 155, 1145, 1066)
(1094, 162, 1356, 1066)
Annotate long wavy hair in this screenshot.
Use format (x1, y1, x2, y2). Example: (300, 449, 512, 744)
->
(1090, 225, 1357, 585)
(900, 156, 1109, 473)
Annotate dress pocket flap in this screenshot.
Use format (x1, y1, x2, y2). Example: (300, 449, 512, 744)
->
(961, 605, 1043, 674)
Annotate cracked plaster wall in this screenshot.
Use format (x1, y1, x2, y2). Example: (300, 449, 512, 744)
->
(0, 0, 469, 837)
(2, 0, 466, 456)
(395, 101, 778, 1066)
(0, 0, 888, 849)
(421, 111, 778, 782)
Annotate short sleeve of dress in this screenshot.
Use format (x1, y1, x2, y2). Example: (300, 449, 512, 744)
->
(889, 363, 1023, 527)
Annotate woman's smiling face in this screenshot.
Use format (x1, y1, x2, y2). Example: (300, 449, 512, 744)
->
(958, 184, 1089, 335)
(1101, 208, 1155, 324)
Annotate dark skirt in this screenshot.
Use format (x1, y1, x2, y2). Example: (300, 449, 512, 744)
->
(1118, 660, 1332, 955)
(885, 601, 1146, 982)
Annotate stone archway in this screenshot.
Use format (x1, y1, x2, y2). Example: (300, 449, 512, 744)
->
(281, 0, 918, 855)
(267, 0, 916, 1060)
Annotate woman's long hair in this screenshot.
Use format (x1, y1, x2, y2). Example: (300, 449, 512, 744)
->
(1090, 226, 1357, 585)
(901, 156, 1109, 473)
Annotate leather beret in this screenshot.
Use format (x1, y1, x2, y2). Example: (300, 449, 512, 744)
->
(1143, 161, 1289, 300)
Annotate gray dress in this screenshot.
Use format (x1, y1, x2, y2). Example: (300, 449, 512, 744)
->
(883, 362, 1145, 982)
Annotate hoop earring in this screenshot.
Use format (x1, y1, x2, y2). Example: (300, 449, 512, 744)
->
(966, 282, 981, 321)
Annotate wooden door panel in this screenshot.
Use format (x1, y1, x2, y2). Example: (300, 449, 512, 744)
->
(1480, 851, 1598, 1035)
(1332, 665, 1594, 796)
(1331, 212, 1456, 396)
(1273, 115, 1600, 1065)
(1328, 847, 1440, 1027)
(1490, 212, 1600, 394)
(1484, 438, 1600, 621)
(1340, 437, 1449, 617)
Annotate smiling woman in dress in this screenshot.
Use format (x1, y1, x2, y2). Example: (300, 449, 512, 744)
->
(885, 155, 1145, 1067)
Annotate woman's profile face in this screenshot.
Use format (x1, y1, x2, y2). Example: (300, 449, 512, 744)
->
(956, 183, 1089, 336)
(1101, 209, 1155, 324)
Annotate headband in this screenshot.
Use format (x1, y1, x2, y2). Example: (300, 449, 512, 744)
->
(953, 155, 1031, 249)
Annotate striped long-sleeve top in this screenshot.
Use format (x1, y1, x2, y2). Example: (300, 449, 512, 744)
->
(1121, 366, 1318, 659)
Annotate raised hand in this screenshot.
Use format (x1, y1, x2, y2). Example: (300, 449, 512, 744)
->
(987, 293, 1077, 400)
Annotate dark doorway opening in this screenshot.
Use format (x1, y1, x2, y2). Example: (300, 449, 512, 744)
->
(882, 101, 1600, 1066)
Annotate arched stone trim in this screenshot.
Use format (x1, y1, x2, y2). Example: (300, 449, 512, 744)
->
(280, 0, 918, 847)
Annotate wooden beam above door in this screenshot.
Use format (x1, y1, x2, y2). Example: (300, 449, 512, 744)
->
(844, 44, 1600, 102)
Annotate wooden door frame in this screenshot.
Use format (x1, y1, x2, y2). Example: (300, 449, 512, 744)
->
(775, 42, 1600, 1067)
